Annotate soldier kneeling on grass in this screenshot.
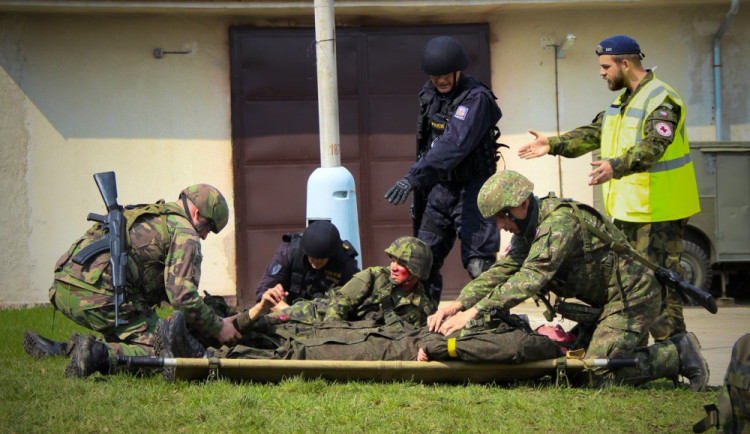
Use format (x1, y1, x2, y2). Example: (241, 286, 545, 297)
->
(23, 184, 241, 378)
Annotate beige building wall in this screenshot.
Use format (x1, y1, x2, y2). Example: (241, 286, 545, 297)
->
(1, 1, 747, 306)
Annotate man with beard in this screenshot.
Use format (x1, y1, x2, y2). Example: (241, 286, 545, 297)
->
(517, 35, 700, 344)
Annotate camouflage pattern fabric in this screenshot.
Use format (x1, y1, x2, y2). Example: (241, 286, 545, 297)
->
(718, 333, 750, 433)
(457, 194, 681, 385)
(546, 73, 679, 180)
(49, 202, 224, 361)
(323, 266, 437, 329)
(694, 333, 750, 433)
(268, 296, 331, 325)
(616, 218, 688, 342)
(477, 170, 534, 218)
(384, 236, 433, 281)
(180, 184, 229, 233)
(544, 71, 688, 342)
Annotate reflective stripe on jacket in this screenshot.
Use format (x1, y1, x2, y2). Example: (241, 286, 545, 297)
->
(601, 75, 699, 222)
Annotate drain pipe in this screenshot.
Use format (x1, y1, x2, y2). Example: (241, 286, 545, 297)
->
(713, 0, 740, 141)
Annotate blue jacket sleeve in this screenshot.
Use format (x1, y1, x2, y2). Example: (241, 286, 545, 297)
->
(405, 88, 499, 189)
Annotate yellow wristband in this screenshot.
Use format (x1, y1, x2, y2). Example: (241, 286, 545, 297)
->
(447, 337, 458, 358)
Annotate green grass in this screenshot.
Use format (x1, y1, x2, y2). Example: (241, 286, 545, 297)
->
(0, 306, 717, 433)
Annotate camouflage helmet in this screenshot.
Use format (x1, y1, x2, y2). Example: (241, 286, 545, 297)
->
(477, 170, 534, 218)
(180, 184, 229, 233)
(384, 236, 433, 281)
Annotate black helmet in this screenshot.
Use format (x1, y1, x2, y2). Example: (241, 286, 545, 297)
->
(420, 36, 469, 76)
(300, 221, 342, 258)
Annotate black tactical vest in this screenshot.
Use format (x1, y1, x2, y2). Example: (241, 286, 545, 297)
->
(416, 75, 500, 183)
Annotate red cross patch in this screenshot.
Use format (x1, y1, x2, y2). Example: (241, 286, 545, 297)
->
(501, 244, 512, 256)
(655, 121, 673, 138)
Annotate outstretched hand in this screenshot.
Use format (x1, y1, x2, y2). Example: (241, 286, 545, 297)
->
(588, 160, 614, 185)
(385, 178, 413, 205)
(517, 130, 551, 159)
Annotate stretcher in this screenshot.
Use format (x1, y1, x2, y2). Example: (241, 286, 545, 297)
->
(117, 355, 636, 384)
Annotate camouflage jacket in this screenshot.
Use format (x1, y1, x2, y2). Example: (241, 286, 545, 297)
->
(53, 201, 223, 337)
(457, 196, 658, 318)
(547, 72, 680, 179)
(324, 266, 437, 330)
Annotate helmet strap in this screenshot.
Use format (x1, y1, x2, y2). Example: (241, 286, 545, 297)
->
(513, 196, 539, 237)
(181, 194, 204, 233)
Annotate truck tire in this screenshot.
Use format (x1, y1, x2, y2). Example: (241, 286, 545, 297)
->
(681, 240, 713, 294)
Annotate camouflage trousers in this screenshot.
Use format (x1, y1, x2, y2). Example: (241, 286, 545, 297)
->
(212, 320, 562, 364)
(49, 280, 158, 360)
(616, 218, 688, 342)
(578, 271, 682, 387)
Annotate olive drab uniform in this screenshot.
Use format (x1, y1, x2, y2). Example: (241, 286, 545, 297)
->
(694, 333, 750, 433)
(49, 201, 224, 359)
(547, 71, 700, 342)
(211, 316, 561, 364)
(255, 231, 360, 304)
(458, 192, 692, 387)
(407, 74, 502, 302)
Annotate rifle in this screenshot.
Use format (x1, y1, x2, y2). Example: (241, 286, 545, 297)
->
(87, 172, 128, 326)
(607, 242, 718, 314)
(653, 267, 718, 314)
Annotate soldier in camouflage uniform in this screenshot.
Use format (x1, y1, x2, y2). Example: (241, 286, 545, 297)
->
(272, 236, 437, 331)
(29, 184, 241, 378)
(429, 170, 709, 390)
(518, 35, 700, 343)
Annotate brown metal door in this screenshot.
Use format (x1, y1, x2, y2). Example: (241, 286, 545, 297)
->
(230, 25, 493, 306)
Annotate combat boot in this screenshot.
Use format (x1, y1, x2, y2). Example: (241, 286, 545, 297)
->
(153, 318, 172, 358)
(65, 335, 111, 378)
(23, 330, 67, 359)
(672, 332, 709, 391)
(168, 310, 206, 359)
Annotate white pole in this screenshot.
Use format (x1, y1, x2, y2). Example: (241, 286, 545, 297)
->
(308, 0, 361, 267)
(314, 0, 340, 168)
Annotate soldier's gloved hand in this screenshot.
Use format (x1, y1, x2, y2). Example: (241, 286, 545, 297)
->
(385, 178, 413, 205)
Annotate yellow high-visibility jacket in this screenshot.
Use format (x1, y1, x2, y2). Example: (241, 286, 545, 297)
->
(601, 76, 700, 222)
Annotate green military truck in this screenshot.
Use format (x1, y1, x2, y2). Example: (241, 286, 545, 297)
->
(594, 142, 750, 301)
(681, 141, 750, 300)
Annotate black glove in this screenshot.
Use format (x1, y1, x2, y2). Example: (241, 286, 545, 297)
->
(385, 178, 413, 205)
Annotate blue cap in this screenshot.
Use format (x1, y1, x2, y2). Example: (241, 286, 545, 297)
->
(596, 35, 644, 57)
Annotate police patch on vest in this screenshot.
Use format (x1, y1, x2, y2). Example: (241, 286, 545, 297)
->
(454, 106, 469, 120)
(271, 263, 282, 275)
(655, 121, 673, 138)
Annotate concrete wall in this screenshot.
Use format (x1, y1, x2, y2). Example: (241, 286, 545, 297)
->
(0, 14, 236, 305)
(0, 1, 747, 305)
